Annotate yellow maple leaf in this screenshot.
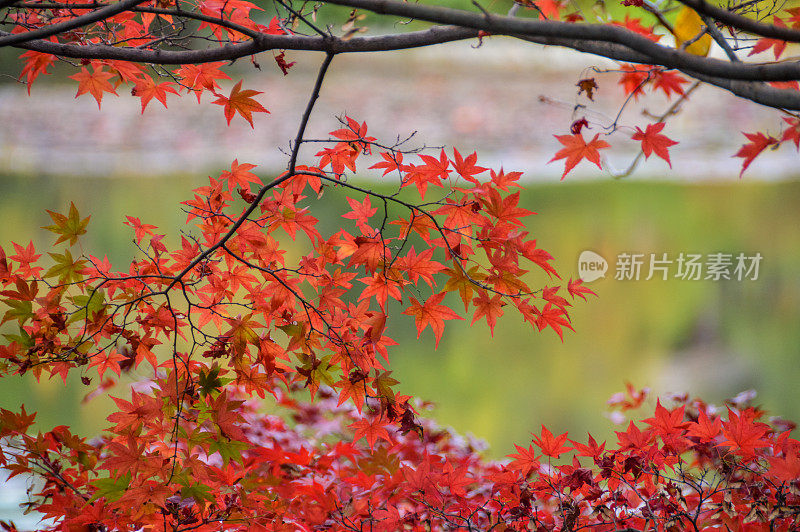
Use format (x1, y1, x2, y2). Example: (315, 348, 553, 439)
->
(673, 6, 713, 56)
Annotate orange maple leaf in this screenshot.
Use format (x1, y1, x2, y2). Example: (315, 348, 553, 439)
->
(402, 293, 463, 348)
(470, 291, 504, 335)
(632, 122, 678, 168)
(69, 65, 117, 108)
(175, 61, 231, 101)
(131, 77, 178, 113)
(19, 51, 55, 94)
(549, 133, 610, 179)
(213, 80, 269, 128)
(221, 159, 261, 189)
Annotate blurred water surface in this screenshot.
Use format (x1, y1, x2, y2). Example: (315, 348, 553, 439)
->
(0, 176, 797, 458)
(1, 40, 796, 180)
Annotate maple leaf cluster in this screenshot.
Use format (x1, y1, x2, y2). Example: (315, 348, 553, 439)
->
(2, 375, 800, 530)
(3, 0, 800, 529)
(0, 115, 609, 529)
(1, 116, 798, 531)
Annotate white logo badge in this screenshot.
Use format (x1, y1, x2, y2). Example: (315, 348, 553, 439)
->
(578, 250, 607, 283)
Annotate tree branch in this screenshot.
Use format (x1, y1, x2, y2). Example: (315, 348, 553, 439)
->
(0, 0, 149, 46)
(320, 0, 800, 82)
(4, 0, 800, 109)
(678, 0, 800, 41)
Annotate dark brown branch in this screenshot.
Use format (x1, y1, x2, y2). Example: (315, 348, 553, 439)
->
(320, 0, 800, 82)
(289, 51, 334, 175)
(3, 25, 478, 60)
(3, 0, 800, 109)
(678, 0, 800, 42)
(6, 23, 800, 84)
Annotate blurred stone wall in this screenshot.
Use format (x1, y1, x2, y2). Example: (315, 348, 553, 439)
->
(0, 39, 796, 180)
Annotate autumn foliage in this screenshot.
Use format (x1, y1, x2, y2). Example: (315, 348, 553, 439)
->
(2, 0, 800, 530)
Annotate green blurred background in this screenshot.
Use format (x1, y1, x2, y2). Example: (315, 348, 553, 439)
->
(1, 174, 798, 458)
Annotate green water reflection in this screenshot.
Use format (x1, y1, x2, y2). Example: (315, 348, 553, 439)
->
(0, 174, 798, 458)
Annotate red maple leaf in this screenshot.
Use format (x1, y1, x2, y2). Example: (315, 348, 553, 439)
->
(522, 241, 559, 278)
(335, 376, 367, 413)
(631, 122, 678, 168)
(101, 435, 145, 477)
(642, 400, 691, 451)
(402, 293, 463, 348)
(531, 425, 572, 458)
(490, 168, 523, 191)
(767, 449, 800, 483)
(748, 19, 788, 59)
(211, 391, 250, 442)
(342, 196, 377, 233)
(617, 64, 650, 99)
(451, 148, 487, 183)
(368, 151, 404, 177)
(506, 444, 540, 476)
(106, 391, 162, 434)
(535, 302, 574, 341)
(734, 132, 778, 178)
(9, 241, 42, 278)
(395, 246, 443, 288)
(403, 150, 451, 199)
(567, 278, 596, 301)
(615, 421, 654, 450)
(349, 415, 391, 450)
(614, 16, 660, 42)
(652, 69, 688, 98)
(273, 51, 295, 75)
(549, 133, 610, 179)
(570, 117, 589, 135)
(402, 458, 443, 505)
(570, 433, 606, 459)
(782, 117, 800, 149)
(687, 409, 722, 442)
(719, 408, 771, 459)
(19, 51, 55, 93)
(213, 80, 269, 127)
(124, 216, 157, 244)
